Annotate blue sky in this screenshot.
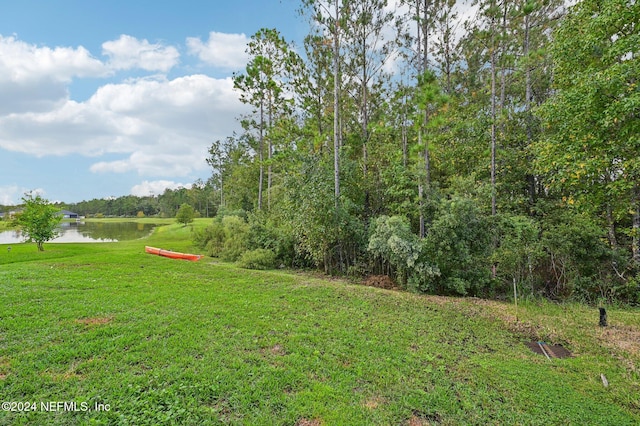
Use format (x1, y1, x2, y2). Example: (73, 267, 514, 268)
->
(0, 0, 305, 205)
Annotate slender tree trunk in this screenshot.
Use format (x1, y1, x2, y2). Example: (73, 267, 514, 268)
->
(267, 94, 273, 211)
(333, 1, 341, 211)
(606, 203, 618, 250)
(633, 184, 640, 267)
(490, 6, 497, 218)
(402, 129, 408, 168)
(258, 102, 264, 210)
(362, 42, 370, 215)
(422, 0, 430, 191)
(419, 184, 425, 238)
(402, 88, 408, 167)
(490, 2, 498, 279)
(417, 0, 431, 238)
(499, 2, 507, 112)
(524, 12, 537, 213)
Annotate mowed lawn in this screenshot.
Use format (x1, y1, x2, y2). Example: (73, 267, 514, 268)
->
(1, 222, 639, 425)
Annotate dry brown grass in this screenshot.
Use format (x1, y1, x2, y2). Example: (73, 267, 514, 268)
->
(75, 316, 113, 326)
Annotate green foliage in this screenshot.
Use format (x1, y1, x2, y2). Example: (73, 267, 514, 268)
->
(538, 209, 616, 302)
(193, 221, 226, 257)
(367, 215, 430, 286)
(175, 203, 195, 226)
(237, 248, 277, 270)
(424, 196, 494, 296)
(247, 212, 296, 267)
(185, 0, 640, 303)
(219, 216, 250, 262)
(491, 214, 543, 293)
(192, 213, 249, 261)
(14, 193, 61, 251)
(535, 0, 640, 267)
(278, 155, 366, 273)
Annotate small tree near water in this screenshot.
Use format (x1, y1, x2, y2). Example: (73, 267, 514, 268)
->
(14, 193, 61, 251)
(175, 203, 195, 227)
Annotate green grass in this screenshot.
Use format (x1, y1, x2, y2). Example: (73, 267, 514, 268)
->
(1, 222, 639, 425)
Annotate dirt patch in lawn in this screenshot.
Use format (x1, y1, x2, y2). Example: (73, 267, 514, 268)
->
(295, 419, 323, 426)
(269, 344, 286, 356)
(0, 357, 8, 379)
(363, 395, 386, 409)
(75, 316, 113, 326)
(598, 325, 640, 358)
(362, 275, 399, 290)
(406, 410, 442, 425)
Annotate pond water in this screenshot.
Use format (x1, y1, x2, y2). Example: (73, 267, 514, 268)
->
(0, 221, 157, 244)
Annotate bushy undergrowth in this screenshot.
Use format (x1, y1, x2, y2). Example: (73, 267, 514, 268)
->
(193, 210, 281, 268)
(237, 248, 277, 270)
(193, 214, 249, 261)
(194, 192, 638, 305)
(366, 188, 638, 304)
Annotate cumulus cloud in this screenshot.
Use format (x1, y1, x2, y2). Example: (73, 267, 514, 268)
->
(102, 34, 180, 72)
(0, 35, 107, 83)
(186, 32, 249, 70)
(0, 35, 108, 113)
(131, 180, 192, 197)
(0, 185, 24, 205)
(0, 74, 247, 177)
(0, 33, 252, 202)
(0, 186, 46, 205)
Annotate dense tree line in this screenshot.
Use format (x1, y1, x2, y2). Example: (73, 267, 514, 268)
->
(60, 180, 220, 218)
(196, 0, 639, 305)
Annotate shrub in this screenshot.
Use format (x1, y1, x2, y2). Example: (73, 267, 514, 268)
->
(237, 249, 277, 270)
(14, 193, 61, 251)
(424, 196, 493, 296)
(193, 221, 226, 257)
(538, 210, 613, 301)
(219, 216, 249, 262)
(175, 203, 195, 226)
(192, 213, 249, 260)
(491, 214, 543, 295)
(368, 215, 422, 286)
(247, 213, 296, 267)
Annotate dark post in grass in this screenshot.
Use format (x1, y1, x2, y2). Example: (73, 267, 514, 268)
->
(599, 307, 607, 327)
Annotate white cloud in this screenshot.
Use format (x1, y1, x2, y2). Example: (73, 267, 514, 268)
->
(0, 185, 23, 205)
(102, 35, 180, 72)
(0, 33, 253, 202)
(0, 35, 108, 114)
(0, 74, 247, 177)
(130, 180, 192, 197)
(0, 186, 46, 205)
(186, 32, 249, 70)
(0, 35, 107, 83)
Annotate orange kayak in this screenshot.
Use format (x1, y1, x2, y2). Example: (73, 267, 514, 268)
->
(145, 246, 203, 261)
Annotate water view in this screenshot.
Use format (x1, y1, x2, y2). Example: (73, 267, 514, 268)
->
(0, 221, 157, 244)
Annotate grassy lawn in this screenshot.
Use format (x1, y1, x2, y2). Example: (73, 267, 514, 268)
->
(1, 222, 639, 425)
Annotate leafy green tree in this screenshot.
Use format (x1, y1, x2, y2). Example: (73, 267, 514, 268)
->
(424, 195, 494, 296)
(234, 28, 300, 210)
(14, 193, 61, 251)
(368, 215, 425, 286)
(175, 203, 195, 227)
(535, 0, 640, 266)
